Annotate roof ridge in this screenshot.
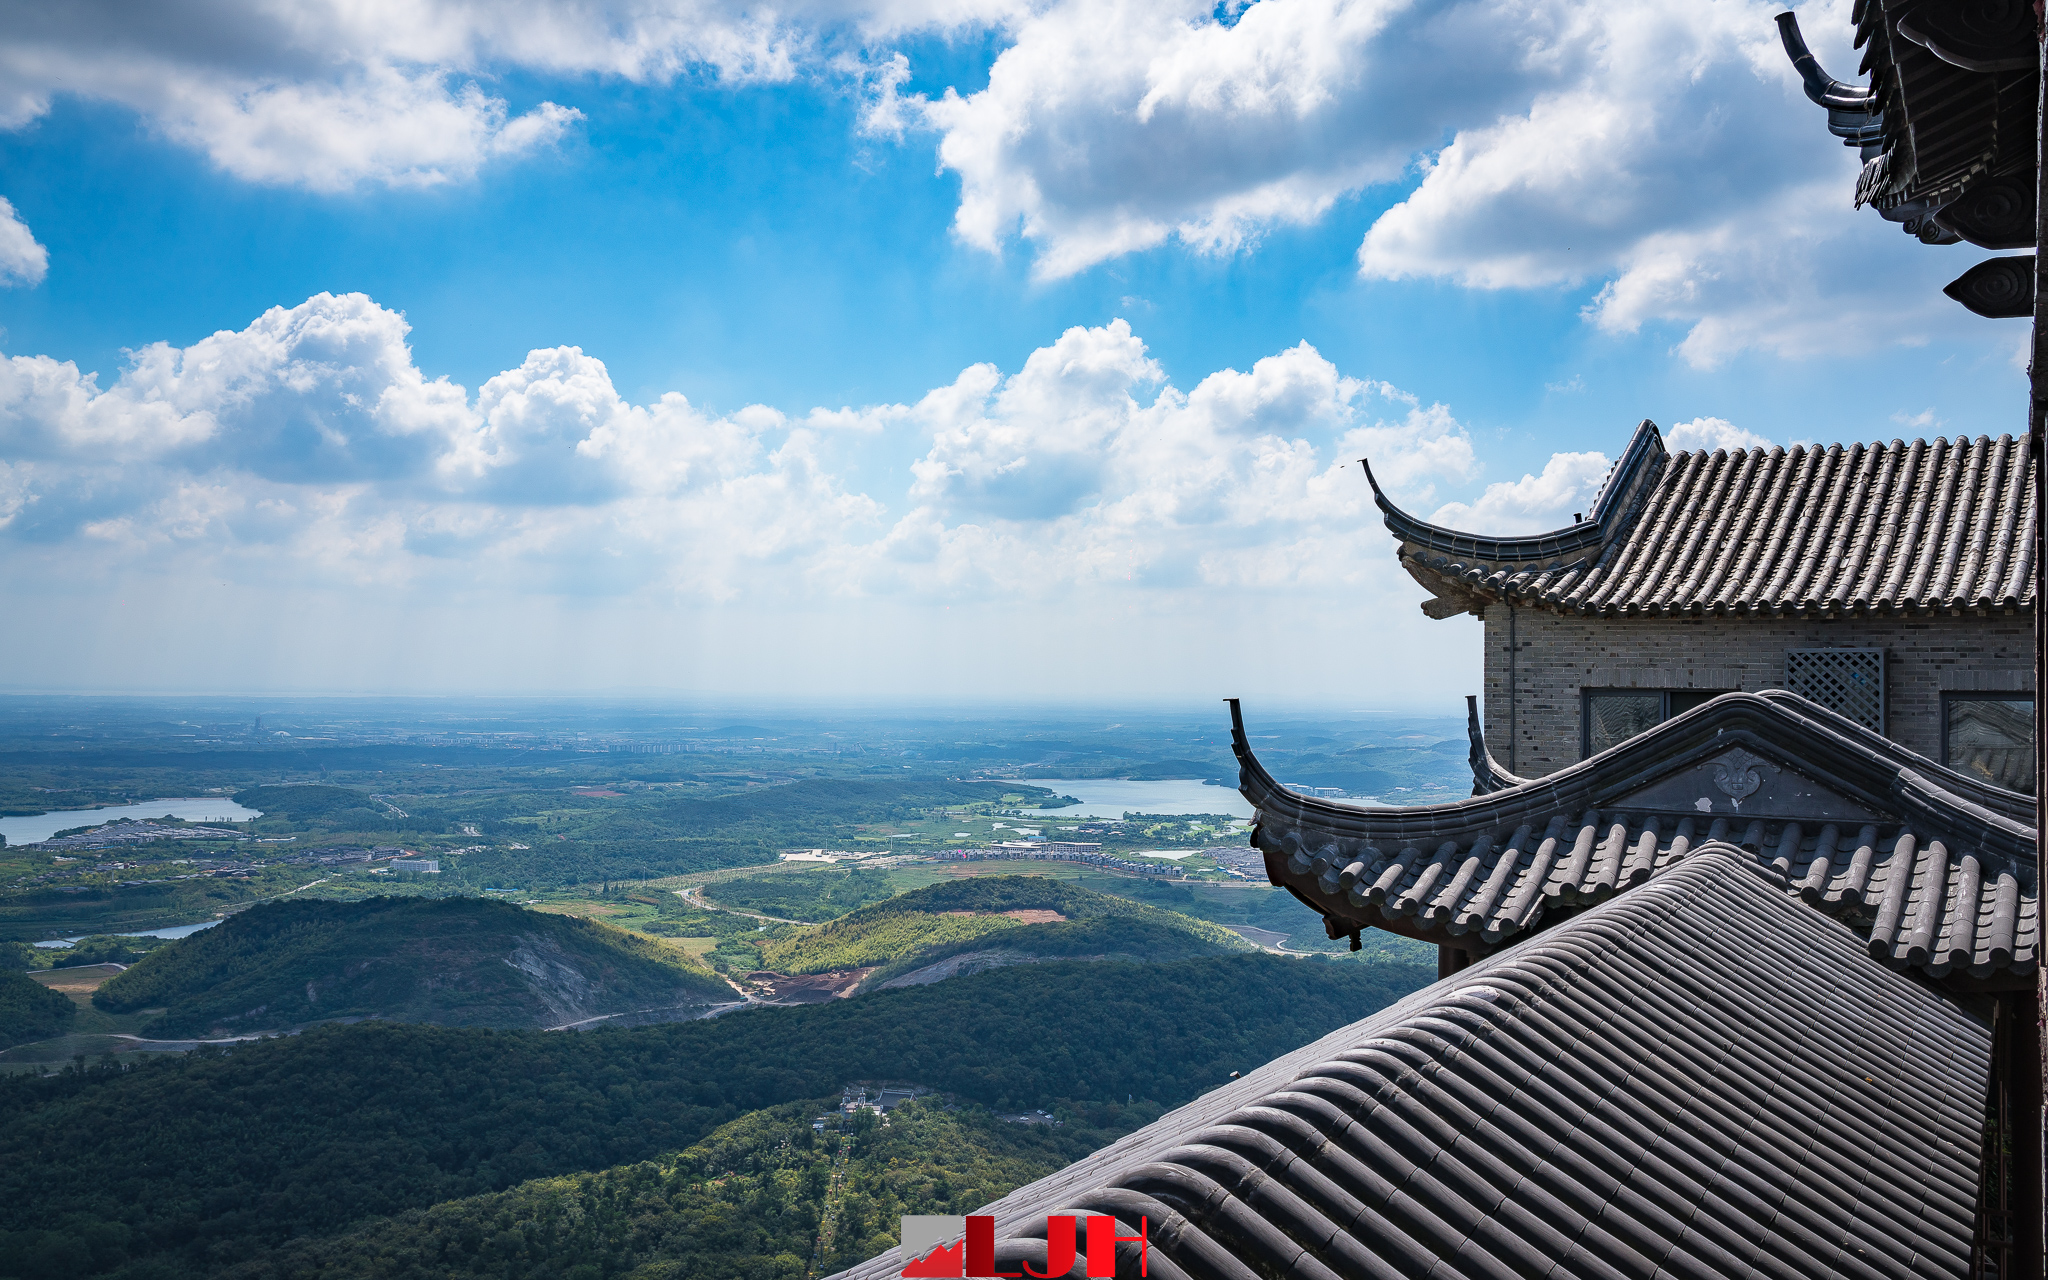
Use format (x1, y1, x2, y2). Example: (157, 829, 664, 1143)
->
(1227, 693, 2037, 980)
(1386, 424, 2036, 617)
(1362, 418, 1665, 568)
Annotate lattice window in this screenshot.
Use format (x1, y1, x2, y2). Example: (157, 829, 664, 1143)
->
(1784, 648, 1886, 733)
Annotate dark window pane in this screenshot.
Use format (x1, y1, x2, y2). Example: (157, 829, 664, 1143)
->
(1946, 698, 2036, 795)
(1666, 691, 1723, 716)
(1588, 694, 1662, 756)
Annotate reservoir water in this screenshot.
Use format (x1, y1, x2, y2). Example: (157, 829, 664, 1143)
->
(1019, 779, 1255, 820)
(35, 919, 224, 948)
(0, 798, 263, 846)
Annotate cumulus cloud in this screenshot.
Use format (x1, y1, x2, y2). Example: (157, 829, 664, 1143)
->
(880, 0, 1963, 361)
(162, 71, 584, 192)
(0, 293, 885, 597)
(1665, 417, 1775, 453)
(1426, 451, 1612, 535)
(0, 0, 848, 189)
(918, 0, 1495, 278)
(0, 197, 46, 286)
(906, 0, 1803, 283)
(1350, 0, 1970, 366)
(0, 294, 1553, 609)
(0, 0, 1980, 366)
(854, 323, 1481, 597)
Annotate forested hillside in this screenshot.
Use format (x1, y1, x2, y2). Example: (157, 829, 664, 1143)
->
(0, 970, 72, 1048)
(701, 866, 899, 920)
(756, 875, 1251, 980)
(94, 897, 732, 1036)
(226, 1099, 1108, 1280)
(0, 953, 1430, 1279)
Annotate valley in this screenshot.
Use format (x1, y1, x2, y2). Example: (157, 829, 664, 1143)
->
(0, 699, 1453, 1280)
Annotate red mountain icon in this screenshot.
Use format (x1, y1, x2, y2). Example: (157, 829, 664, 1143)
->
(902, 1240, 965, 1277)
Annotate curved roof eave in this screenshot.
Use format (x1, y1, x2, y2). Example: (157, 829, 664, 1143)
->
(1229, 692, 2033, 855)
(1227, 692, 2038, 980)
(1363, 418, 1666, 565)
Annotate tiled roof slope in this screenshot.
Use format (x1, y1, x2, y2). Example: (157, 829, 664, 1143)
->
(1842, 0, 2037, 217)
(832, 851, 1990, 1280)
(1373, 421, 2038, 618)
(1233, 694, 2038, 984)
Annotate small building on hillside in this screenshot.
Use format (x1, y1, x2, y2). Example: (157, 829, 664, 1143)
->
(1368, 420, 2037, 790)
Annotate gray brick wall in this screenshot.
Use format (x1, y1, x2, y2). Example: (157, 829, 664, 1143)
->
(1473, 605, 2036, 777)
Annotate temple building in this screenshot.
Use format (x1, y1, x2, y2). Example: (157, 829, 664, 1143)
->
(1368, 420, 2038, 789)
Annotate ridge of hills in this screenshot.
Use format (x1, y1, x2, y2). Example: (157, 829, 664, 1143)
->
(0, 953, 1431, 1280)
(228, 777, 1056, 889)
(221, 1097, 1106, 1280)
(93, 897, 733, 1037)
(752, 875, 1253, 984)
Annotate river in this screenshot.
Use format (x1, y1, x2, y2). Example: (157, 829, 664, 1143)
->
(0, 798, 264, 845)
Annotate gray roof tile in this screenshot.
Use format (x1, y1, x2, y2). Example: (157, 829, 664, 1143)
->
(1372, 422, 2037, 618)
(829, 850, 1989, 1280)
(1233, 693, 2038, 983)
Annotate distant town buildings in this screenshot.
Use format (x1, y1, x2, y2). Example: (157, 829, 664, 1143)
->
(931, 844, 1187, 878)
(26, 819, 247, 852)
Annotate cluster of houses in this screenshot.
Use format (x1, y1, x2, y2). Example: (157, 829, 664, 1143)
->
(814, 1084, 927, 1131)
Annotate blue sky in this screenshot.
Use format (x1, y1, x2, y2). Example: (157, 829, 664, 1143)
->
(0, 0, 2028, 702)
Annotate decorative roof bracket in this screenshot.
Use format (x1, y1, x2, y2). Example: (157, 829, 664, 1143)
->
(1776, 11, 1878, 109)
(1777, 11, 1885, 155)
(1895, 6, 2038, 74)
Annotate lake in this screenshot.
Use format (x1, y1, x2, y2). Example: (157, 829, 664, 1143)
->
(1020, 779, 1254, 820)
(0, 798, 264, 845)
(35, 919, 223, 948)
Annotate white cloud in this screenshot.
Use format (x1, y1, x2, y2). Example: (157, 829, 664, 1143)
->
(876, 0, 1968, 362)
(10, 295, 1682, 695)
(918, 0, 1463, 279)
(0, 0, 1987, 369)
(1665, 417, 1774, 453)
(1349, 0, 1975, 366)
(161, 71, 584, 192)
(904, 0, 1817, 286)
(0, 196, 46, 286)
(1426, 451, 1611, 534)
(0, 0, 852, 190)
(856, 323, 1481, 597)
(0, 293, 886, 600)
(0, 294, 1539, 615)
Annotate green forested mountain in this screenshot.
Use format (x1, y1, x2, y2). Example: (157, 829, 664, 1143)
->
(756, 875, 1251, 980)
(701, 866, 900, 920)
(0, 953, 1429, 1279)
(93, 897, 732, 1037)
(0, 970, 73, 1047)
(226, 1099, 1107, 1280)
(233, 783, 410, 831)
